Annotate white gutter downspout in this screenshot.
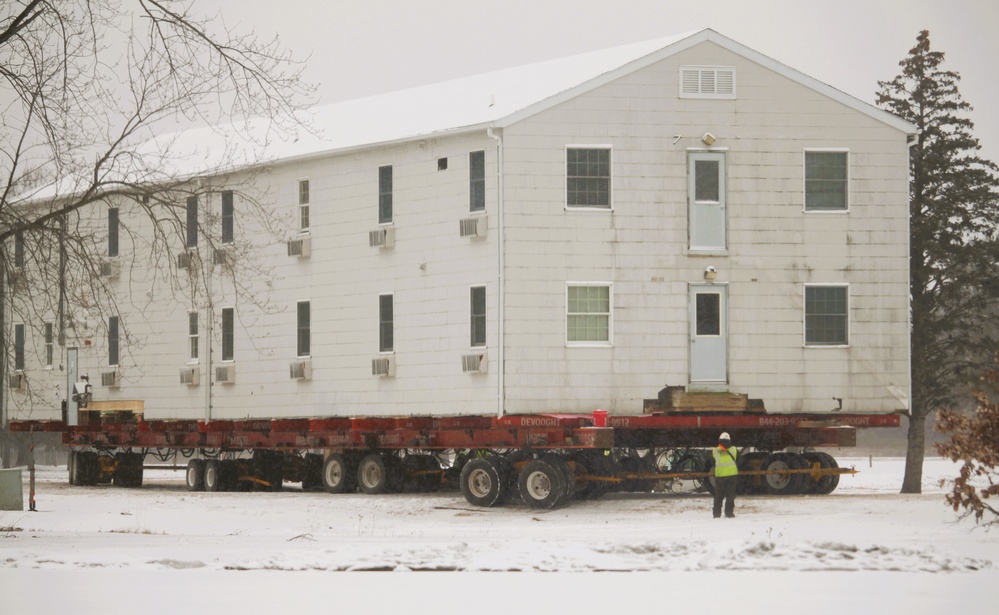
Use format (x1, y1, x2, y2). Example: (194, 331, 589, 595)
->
(904, 130, 920, 416)
(487, 127, 505, 418)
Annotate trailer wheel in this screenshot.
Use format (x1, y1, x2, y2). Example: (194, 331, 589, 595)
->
(204, 459, 222, 492)
(114, 452, 144, 488)
(763, 453, 804, 495)
(814, 452, 840, 495)
(186, 459, 205, 491)
(460, 458, 505, 507)
(76, 451, 99, 487)
(322, 454, 356, 494)
(302, 454, 323, 491)
(518, 459, 565, 509)
(737, 452, 768, 495)
(542, 455, 575, 506)
(357, 454, 390, 494)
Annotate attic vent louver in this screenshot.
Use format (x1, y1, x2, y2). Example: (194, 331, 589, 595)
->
(680, 66, 736, 99)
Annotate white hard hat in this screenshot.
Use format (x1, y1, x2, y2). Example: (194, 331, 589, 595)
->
(719, 432, 731, 440)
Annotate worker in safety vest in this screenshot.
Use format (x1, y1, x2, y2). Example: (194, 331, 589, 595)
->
(712, 432, 738, 518)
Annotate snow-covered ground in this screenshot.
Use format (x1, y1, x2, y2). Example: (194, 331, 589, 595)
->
(1, 456, 996, 613)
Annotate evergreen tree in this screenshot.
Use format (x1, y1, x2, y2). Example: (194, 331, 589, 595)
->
(877, 31, 999, 494)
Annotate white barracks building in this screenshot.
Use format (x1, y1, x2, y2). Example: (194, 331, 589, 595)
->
(6, 29, 915, 423)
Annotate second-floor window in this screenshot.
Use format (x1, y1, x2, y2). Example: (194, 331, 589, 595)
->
(188, 312, 199, 361)
(14, 231, 24, 267)
(566, 147, 611, 208)
(469, 150, 485, 212)
(14, 323, 25, 371)
(108, 207, 119, 257)
(805, 151, 849, 211)
(186, 196, 198, 248)
(298, 179, 310, 231)
(470, 286, 486, 347)
(45, 322, 53, 367)
(221, 191, 234, 244)
(378, 165, 393, 224)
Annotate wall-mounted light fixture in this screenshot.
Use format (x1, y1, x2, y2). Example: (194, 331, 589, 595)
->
(704, 266, 717, 281)
(701, 132, 716, 146)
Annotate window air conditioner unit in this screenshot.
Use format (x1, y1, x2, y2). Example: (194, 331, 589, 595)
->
(101, 370, 121, 388)
(100, 260, 121, 279)
(287, 236, 312, 258)
(459, 217, 487, 238)
(289, 360, 312, 380)
(369, 227, 395, 248)
(461, 353, 487, 373)
(371, 356, 395, 377)
(215, 365, 236, 384)
(179, 367, 200, 386)
(8, 372, 24, 392)
(212, 248, 233, 267)
(177, 252, 194, 270)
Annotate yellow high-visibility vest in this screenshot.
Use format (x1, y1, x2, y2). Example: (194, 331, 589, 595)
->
(712, 446, 739, 477)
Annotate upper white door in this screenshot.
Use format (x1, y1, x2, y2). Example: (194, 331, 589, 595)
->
(688, 152, 727, 252)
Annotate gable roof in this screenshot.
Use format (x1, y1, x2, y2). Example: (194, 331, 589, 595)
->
(73, 29, 920, 190)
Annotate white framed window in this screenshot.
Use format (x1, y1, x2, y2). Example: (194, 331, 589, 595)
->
(14, 231, 24, 268)
(14, 323, 25, 371)
(108, 316, 120, 367)
(470, 286, 486, 348)
(566, 146, 612, 209)
(297, 301, 311, 358)
(379, 294, 394, 352)
(188, 312, 199, 362)
(469, 150, 485, 212)
(566, 283, 613, 346)
(221, 190, 234, 244)
(221, 307, 234, 361)
(378, 166, 393, 224)
(680, 66, 736, 99)
(44, 322, 54, 368)
(298, 179, 310, 231)
(804, 284, 849, 347)
(185, 196, 198, 249)
(108, 207, 119, 257)
(804, 150, 849, 212)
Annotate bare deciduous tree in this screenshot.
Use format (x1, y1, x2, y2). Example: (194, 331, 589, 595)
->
(0, 0, 315, 456)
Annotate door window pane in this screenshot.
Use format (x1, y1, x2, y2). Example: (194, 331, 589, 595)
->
(695, 293, 721, 336)
(694, 160, 720, 202)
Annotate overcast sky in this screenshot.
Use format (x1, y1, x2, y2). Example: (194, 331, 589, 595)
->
(193, 0, 999, 162)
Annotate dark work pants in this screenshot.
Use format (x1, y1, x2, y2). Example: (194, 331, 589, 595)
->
(713, 475, 737, 517)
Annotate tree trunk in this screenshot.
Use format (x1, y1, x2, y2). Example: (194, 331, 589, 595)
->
(901, 412, 926, 494)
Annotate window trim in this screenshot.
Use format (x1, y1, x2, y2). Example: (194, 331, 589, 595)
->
(565, 282, 614, 348)
(803, 284, 850, 347)
(565, 145, 613, 211)
(297, 300, 311, 358)
(378, 293, 394, 353)
(188, 311, 199, 363)
(378, 165, 393, 225)
(221, 307, 234, 362)
(298, 178, 310, 232)
(469, 150, 486, 213)
(470, 285, 486, 348)
(803, 149, 850, 213)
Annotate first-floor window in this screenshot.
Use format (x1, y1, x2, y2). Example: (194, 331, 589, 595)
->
(297, 301, 311, 357)
(221, 308, 234, 361)
(108, 316, 120, 366)
(188, 312, 199, 361)
(45, 322, 54, 367)
(566, 284, 612, 345)
(805, 285, 849, 346)
(14, 323, 25, 371)
(379, 294, 393, 352)
(470, 286, 486, 347)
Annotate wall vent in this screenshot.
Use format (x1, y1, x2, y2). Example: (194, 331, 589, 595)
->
(461, 353, 487, 373)
(287, 236, 312, 258)
(289, 360, 312, 380)
(215, 364, 236, 384)
(371, 356, 395, 377)
(369, 227, 395, 248)
(459, 217, 487, 238)
(179, 367, 200, 386)
(680, 66, 736, 99)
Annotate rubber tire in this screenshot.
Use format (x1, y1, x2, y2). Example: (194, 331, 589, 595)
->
(763, 452, 804, 495)
(542, 455, 575, 506)
(460, 457, 504, 507)
(322, 454, 356, 494)
(114, 452, 144, 488)
(815, 452, 840, 495)
(737, 452, 768, 495)
(357, 454, 390, 494)
(302, 453, 323, 491)
(76, 451, 99, 486)
(518, 459, 565, 509)
(204, 459, 222, 492)
(186, 459, 206, 491)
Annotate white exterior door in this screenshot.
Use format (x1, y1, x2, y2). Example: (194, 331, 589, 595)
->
(689, 285, 728, 388)
(688, 152, 726, 252)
